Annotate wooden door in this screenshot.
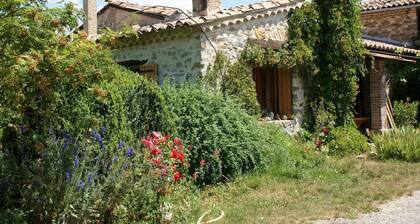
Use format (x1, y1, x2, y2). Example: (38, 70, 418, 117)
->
(253, 67, 292, 119)
(277, 69, 292, 119)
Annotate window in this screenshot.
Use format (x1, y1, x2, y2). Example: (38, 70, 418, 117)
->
(253, 67, 292, 119)
(117, 60, 158, 82)
(138, 64, 158, 81)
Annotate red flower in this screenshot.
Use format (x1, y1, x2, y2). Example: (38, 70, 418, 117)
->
(174, 137, 182, 145)
(170, 149, 178, 159)
(170, 149, 185, 163)
(151, 147, 162, 155)
(315, 139, 323, 148)
(177, 153, 185, 163)
(152, 157, 161, 166)
(173, 171, 181, 182)
(322, 127, 330, 135)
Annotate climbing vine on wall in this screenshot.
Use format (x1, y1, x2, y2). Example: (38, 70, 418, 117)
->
(240, 2, 366, 130)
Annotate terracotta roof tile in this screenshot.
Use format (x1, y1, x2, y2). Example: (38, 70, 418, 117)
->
(363, 37, 420, 55)
(136, 0, 304, 34)
(103, 0, 184, 18)
(361, 0, 420, 11)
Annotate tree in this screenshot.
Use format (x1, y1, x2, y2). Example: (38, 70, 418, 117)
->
(0, 1, 139, 221)
(314, 0, 365, 126)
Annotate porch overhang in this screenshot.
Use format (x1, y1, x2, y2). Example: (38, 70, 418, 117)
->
(363, 37, 420, 63)
(367, 51, 418, 63)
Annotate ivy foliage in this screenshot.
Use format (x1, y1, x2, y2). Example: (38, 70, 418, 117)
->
(240, 2, 365, 130)
(204, 53, 260, 115)
(314, 0, 365, 127)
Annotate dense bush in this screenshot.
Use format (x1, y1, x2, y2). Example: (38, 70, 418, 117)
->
(162, 84, 272, 185)
(393, 100, 419, 127)
(327, 126, 370, 156)
(372, 127, 420, 162)
(0, 1, 192, 222)
(204, 53, 260, 115)
(126, 78, 175, 137)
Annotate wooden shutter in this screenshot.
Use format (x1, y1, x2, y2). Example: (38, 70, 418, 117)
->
(277, 69, 292, 119)
(139, 64, 158, 81)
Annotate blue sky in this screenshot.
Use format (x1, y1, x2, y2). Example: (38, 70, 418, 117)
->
(47, 0, 263, 10)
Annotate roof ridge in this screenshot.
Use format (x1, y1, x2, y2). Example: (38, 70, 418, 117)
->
(134, 0, 304, 35)
(362, 34, 413, 47)
(361, 0, 420, 11)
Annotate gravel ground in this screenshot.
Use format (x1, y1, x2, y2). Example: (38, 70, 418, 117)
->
(316, 191, 420, 224)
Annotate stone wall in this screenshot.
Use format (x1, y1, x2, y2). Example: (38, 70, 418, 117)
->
(199, 10, 305, 126)
(370, 58, 390, 131)
(200, 12, 289, 73)
(112, 29, 203, 83)
(361, 8, 418, 43)
(292, 70, 305, 128)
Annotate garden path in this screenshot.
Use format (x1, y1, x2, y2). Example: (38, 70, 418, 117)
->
(316, 191, 420, 224)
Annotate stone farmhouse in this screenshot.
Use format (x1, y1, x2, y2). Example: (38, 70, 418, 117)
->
(83, 0, 420, 132)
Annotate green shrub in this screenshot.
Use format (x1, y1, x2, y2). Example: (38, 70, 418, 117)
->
(393, 100, 419, 127)
(204, 53, 260, 115)
(372, 127, 420, 162)
(126, 78, 175, 137)
(162, 84, 272, 185)
(327, 126, 370, 156)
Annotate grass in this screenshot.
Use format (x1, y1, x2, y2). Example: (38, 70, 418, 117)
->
(192, 134, 420, 224)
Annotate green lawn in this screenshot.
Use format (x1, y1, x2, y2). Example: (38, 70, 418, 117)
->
(193, 141, 420, 224)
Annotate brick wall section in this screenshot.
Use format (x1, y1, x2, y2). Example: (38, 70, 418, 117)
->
(370, 59, 389, 131)
(361, 8, 418, 43)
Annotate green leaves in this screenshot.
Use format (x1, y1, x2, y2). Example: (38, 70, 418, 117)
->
(204, 53, 260, 116)
(161, 84, 266, 184)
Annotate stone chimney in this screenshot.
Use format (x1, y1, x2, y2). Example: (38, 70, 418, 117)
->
(192, 0, 221, 17)
(83, 0, 97, 39)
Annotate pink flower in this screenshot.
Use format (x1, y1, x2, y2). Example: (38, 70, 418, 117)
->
(161, 166, 168, 177)
(152, 131, 162, 139)
(141, 138, 154, 149)
(200, 159, 206, 167)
